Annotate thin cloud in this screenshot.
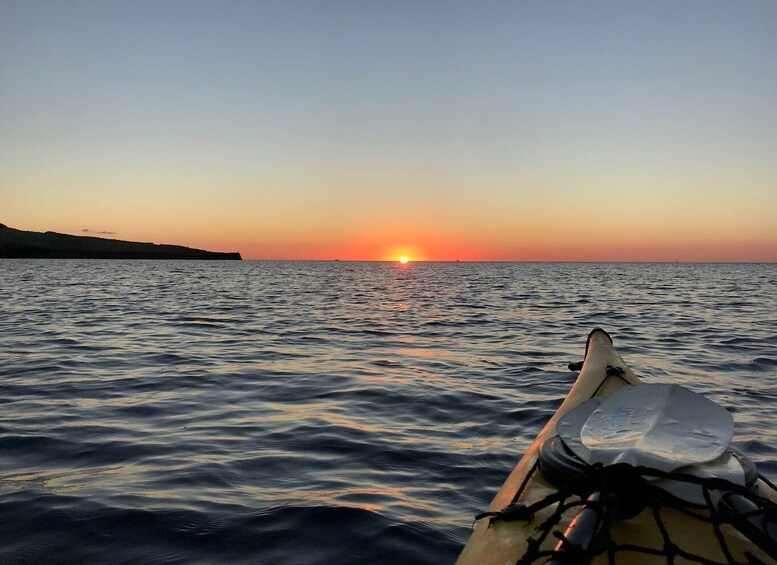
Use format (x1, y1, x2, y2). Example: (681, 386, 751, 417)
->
(81, 228, 117, 235)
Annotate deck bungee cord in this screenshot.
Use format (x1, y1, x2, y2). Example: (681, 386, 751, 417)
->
(476, 462, 777, 564)
(457, 329, 777, 565)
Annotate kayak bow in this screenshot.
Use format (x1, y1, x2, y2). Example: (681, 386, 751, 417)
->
(457, 329, 777, 565)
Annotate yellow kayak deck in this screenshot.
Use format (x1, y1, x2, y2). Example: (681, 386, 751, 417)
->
(457, 329, 776, 565)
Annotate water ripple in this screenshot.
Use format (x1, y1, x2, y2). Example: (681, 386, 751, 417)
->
(0, 260, 775, 563)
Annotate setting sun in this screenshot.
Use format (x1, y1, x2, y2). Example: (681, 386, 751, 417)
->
(399, 257, 409, 264)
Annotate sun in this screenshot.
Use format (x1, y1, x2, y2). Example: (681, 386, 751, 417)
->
(399, 257, 409, 264)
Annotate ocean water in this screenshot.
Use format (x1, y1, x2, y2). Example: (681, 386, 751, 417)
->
(1, 260, 775, 564)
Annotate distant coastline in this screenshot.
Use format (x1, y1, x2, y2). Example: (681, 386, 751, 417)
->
(0, 224, 241, 260)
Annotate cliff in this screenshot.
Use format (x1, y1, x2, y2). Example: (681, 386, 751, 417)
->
(0, 224, 242, 260)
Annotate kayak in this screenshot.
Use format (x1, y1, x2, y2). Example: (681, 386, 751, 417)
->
(457, 329, 777, 564)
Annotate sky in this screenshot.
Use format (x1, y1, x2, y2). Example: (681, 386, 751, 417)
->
(1, 0, 775, 261)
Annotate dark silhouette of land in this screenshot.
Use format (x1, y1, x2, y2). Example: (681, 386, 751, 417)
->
(0, 224, 241, 260)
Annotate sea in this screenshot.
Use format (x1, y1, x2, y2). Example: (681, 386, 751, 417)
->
(1, 261, 775, 564)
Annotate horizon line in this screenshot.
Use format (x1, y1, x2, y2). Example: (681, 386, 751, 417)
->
(239, 259, 776, 264)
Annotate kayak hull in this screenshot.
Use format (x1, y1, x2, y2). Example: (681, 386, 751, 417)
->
(456, 329, 776, 565)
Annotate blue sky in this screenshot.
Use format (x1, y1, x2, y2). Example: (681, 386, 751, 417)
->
(2, 1, 775, 260)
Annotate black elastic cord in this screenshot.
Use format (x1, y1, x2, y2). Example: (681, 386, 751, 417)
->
(469, 463, 777, 564)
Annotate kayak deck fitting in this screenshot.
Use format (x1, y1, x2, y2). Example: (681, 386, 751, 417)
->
(457, 329, 777, 565)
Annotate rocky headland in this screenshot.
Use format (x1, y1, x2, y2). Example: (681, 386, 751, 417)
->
(0, 224, 241, 260)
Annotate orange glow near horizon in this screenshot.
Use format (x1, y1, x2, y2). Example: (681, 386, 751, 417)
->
(95, 210, 775, 262)
(2, 219, 776, 263)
